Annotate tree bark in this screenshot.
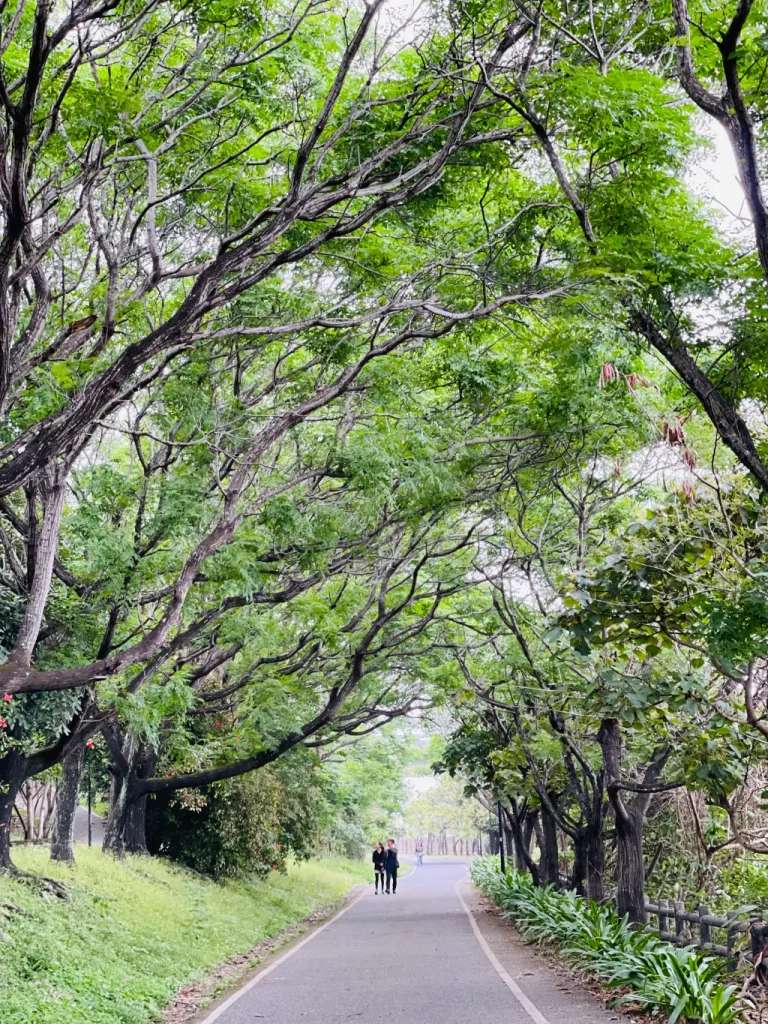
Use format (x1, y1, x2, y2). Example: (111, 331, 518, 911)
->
(50, 742, 84, 863)
(511, 821, 528, 871)
(13, 469, 66, 660)
(538, 803, 560, 886)
(597, 717, 665, 923)
(507, 803, 540, 884)
(571, 818, 605, 900)
(615, 810, 646, 922)
(123, 747, 157, 855)
(571, 829, 587, 894)
(103, 736, 156, 856)
(103, 766, 131, 857)
(0, 746, 28, 870)
(586, 826, 605, 903)
(123, 793, 150, 855)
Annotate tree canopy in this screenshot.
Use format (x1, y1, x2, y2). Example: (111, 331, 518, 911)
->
(4, 0, 768, 923)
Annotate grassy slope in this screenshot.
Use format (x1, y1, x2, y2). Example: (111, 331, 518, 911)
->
(0, 847, 369, 1024)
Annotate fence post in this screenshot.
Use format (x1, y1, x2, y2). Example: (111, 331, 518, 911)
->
(726, 920, 739, 958)
(699, 905, 711, 947)
(658, 900, 669, 936)
(674, 901, 686, 944)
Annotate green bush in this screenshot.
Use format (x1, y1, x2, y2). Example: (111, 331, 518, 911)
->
(328, 818, 368, 859)
(146, 756, 329, 879)
(710, 860, 768, 918)
(471, 859, 739, 1024)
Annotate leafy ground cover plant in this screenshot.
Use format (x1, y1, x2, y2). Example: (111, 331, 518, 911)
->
(471, 859, 739, 1024)
(0, 848, 369, 1024)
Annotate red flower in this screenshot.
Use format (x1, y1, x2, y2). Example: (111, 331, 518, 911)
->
(0, 718, 8, 729)
(86, 739, 95, 750)
(662, 418, 686, 446)
(598, 362, 620, 388)
(624, 372, 650, 392)
(2, 693, 12, 703)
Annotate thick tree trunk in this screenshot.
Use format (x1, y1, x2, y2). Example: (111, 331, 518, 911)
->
(511, 821, 528, 872)
(502, 823, 514, 864)
(571, 830, 588, 894)
(615, 811, 646, 922)
(572, 819, 605, 899)
(125, 746, 156, 854)
(103, 739, 156, 856)
(586, 827, 605, 903)
(598, 717, 657, 923)
(0, 747, 28, 870)
(538, 804, 560, 886)
(123, 793, 150, 854)
(0, 785, 16, 869)
(507, 805, 539, 884)
(103, 768, 131, 856)
(50, 743, 84, 863)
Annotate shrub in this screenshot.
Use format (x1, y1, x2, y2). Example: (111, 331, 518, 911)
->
(146, 756, 330, 879)
(471, 859, 739, 1024)
(711, 860, 768, 918)
(328, 818, 368, 860)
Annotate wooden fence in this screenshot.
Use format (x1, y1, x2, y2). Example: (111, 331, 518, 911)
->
(644, 900, 750, 958)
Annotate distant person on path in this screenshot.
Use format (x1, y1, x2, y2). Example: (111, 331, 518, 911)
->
(415, 838, 424, 866)
(384, 838, 399, 894)
(372, 842, 386, 894)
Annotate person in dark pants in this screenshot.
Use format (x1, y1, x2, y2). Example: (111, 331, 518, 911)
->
(372, 842, 386, 894)
(384, 838, 399, 894)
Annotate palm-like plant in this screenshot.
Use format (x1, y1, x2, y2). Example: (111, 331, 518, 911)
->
(471, 860, 740, 1024)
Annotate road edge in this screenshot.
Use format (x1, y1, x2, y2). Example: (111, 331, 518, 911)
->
(455, 879, 554, 1024)
(193, 884, 368, 1024)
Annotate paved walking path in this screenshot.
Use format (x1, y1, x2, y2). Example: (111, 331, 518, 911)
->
(73, 805, 105, 845)
(203, 860, 623, 1024)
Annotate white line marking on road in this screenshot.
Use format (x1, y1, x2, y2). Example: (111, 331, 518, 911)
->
(199, 888, 368, 1024)
(455, 881, 553, 1024)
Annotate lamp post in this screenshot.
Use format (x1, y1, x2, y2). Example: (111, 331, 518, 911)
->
(497, 801, 506, 874)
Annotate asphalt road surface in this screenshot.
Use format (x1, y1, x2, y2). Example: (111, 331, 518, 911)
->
(203, 860, 619, 1024)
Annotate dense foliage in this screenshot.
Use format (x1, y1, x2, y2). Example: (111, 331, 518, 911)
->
(3, 4, 768, 1012)
(472, 860, 739, 1024)
(145, 756, 326, 878)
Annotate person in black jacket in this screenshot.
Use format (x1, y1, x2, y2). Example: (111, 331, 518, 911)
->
(384, 838, 399, 894)
(372, 842, 386, 894)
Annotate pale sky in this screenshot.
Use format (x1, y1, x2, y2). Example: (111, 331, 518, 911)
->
(688, 119, 751, 241)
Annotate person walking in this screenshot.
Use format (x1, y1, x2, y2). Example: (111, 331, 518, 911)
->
(384, 838, 399, 894)
(415, 838, 424, 866)
(372, 842, 386, 894)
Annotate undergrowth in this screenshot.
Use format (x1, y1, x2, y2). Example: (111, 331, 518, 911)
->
(471, 858, 739, 1024)
(0, 846, 368, 1024)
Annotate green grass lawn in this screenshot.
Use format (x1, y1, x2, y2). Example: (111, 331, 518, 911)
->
(0, 846, 369, 1024)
